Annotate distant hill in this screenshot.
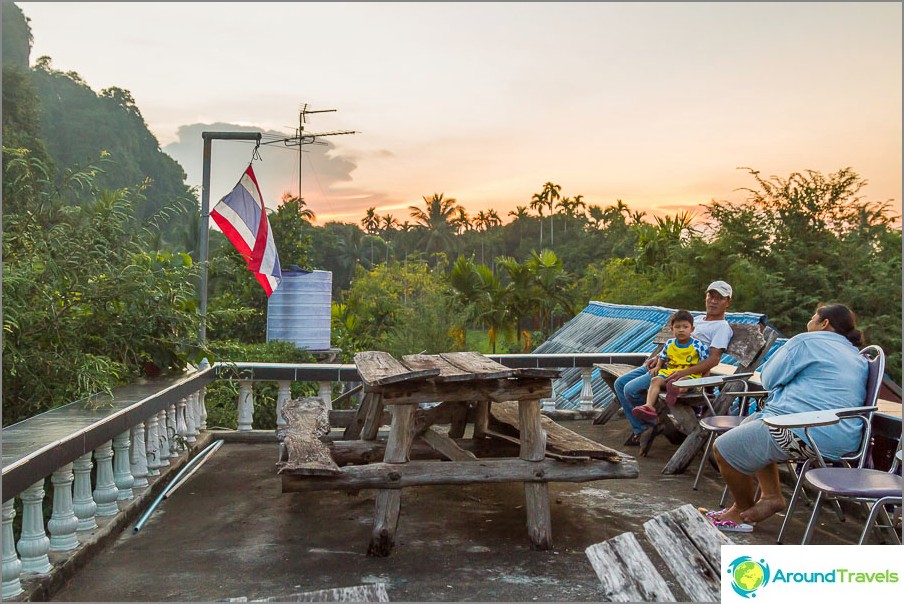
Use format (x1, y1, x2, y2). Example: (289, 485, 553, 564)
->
(3, 2, 197, 242)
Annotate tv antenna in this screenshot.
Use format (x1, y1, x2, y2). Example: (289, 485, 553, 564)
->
(280, 103, 357, 199)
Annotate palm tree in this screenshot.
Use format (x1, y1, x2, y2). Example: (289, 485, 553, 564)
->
(526, 249, 572, 337)
(360, 207, 379, 235)
(280, 193, 316, 222)
(409, 193, 463, 260)
(508, 205, 530, 246)
(530, 192, 546, 247)
(540, 182, 561, 246)
(452, 206, 470, 235)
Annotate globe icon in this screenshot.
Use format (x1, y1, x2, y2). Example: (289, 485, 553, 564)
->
(733, 560, 765, 592)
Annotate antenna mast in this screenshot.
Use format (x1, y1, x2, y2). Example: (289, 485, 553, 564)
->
(284, 103, 357, 199)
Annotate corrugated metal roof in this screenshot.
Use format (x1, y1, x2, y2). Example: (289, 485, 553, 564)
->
(535, 301, 788, 410)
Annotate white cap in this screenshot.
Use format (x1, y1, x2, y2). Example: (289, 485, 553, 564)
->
(707, 280, 733, 298)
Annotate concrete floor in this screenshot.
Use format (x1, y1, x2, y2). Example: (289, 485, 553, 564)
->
(49, 417, 867, 602)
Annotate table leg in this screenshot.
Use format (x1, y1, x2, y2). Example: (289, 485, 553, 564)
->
(361, 394, 385, 441)
(368, 404, 415, 557)
(519, 398, 552, 550)
(473, 401, 490, 439)
(448, 402, 470, 439)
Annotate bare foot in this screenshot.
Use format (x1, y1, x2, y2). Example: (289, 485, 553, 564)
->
(705, 504, 741, 522)
(739, 497, 786, 523)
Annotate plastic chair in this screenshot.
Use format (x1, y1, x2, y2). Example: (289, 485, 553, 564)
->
(765, 344, 885, 544)
(685, 379, 769, 504)
(801, 443, 902, 544)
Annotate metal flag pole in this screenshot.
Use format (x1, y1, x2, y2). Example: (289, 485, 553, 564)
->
(198, 131, 262, 343)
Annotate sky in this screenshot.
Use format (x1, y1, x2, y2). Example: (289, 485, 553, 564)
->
(17, 2, 903, 224)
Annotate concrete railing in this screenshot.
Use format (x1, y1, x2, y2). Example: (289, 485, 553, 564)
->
(0, 352, 649, 598)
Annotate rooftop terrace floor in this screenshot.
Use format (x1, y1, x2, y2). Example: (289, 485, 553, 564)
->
(50, 417, 871, 602)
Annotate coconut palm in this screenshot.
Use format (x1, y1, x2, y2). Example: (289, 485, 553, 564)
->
(410, 193, 463, 259)
(360, 207, 379, 235)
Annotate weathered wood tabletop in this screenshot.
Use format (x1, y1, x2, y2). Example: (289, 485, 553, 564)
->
(281, 351, 639, 557)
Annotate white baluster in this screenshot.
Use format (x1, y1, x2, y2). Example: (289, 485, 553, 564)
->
(579, 367, 594, 412)
(92, 442, 119, 517)
(17, 480, 51, 574)
(145, 414, 161, 477)
(48, 463, 79, 552)
(156, 410, 171, 466)
(197, 360, 209, 431)
(112, 431, 135, 501)
(276, 381, 291, 430)
(318, 381, 333, 410)
(130, 422, 149, 488)
(176, 398, 190, 443)
(72, 452, 97, 532)
(237, 380, 254, 431)
(166, 405, 181, 457)
(2, 499, 24, 598)
(183, 396, 197, 443)
(189, 392, 201, 437)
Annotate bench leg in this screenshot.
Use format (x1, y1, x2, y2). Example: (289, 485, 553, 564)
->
(368, 404, 415, 557)
(473, 401, 489, 439)
(361, 394, 385, 441)
(519, 398, 552, 550)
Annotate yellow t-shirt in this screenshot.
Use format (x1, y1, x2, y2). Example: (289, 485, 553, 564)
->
(657, 337, 710, 378)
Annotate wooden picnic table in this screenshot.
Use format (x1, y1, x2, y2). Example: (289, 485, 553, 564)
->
(279, 351, 638, 557)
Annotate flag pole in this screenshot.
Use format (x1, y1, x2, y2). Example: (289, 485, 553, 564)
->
(199, 131, 262, 344)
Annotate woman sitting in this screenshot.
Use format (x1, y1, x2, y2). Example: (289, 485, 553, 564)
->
(707, 303, 868, 532)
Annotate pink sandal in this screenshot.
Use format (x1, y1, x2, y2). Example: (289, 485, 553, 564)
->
(631, 406, 658, 422)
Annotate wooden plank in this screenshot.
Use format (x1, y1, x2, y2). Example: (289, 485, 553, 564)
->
(594, 363, 643, 381)
(643, 504, 731, 602)
(375, 378, 551, 406)
(513, 367, 562, 379)
(329, 438, 521, 466)
(473, 401, 490, 439)
(585, 532, 677, 602)
(353, 351, 439, 387)
(281, 457, 639, 492)
(448, 402, 470, 438)
(277, 398, 341, 476)
(439, 352, 514, 379)
(484, 429, 590, 462)
(401, 354, 472, 381)
(419, 427, 478, 461)
(490, 400, 623, 461)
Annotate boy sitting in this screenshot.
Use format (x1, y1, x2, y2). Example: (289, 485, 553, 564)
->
(631, 310, 710, 423)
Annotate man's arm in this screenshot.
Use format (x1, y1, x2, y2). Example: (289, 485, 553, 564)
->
(664, 347, 724, 382)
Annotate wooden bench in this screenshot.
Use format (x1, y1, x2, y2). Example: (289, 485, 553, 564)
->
(585, 503, 731, 602)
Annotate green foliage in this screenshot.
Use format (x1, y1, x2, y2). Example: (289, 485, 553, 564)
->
(334, 261, 461, 359)
(29, 57, 197, 241)
(2, 150, 203, 424)
(202, 340, 316, 430)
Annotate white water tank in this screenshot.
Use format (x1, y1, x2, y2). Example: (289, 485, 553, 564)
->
(266, 269, 332, 351)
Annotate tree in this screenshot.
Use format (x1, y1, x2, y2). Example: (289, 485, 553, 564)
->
(409, 193, 463, 260)
(540, 181, 562, 246)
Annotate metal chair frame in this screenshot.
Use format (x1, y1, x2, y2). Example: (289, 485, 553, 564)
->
(770, 344, 886, 544)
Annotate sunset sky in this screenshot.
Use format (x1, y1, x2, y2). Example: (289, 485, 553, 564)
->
(18, 2, 903, 224)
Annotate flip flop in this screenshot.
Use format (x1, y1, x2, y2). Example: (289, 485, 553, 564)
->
(698, 507, 729, 519)
(712, 518, 754, 533)
(631, 406, 659, 422)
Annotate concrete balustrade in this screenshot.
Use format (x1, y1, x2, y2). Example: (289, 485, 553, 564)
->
(130, 422, 149, 489)
(318, 381, 333, 410)
(166, 405, 180, 457)
(92, 442, 119, 517)
(183, 396, 197, 443)
(72, 452, 97, 532)
(579, 367, 595, 412)
(157, 410, 171, 466)
(48, 463, 79, 552)
(2, 500, 24, 598)
(237, 380, 254, 431)
(276, 381, 291, 430)
(145, 414, 162, 477)
(17, 480, 52, 574)
(112, 432, 135, 502)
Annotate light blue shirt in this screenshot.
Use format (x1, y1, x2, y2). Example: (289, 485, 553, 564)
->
(759, 331, 868, 459)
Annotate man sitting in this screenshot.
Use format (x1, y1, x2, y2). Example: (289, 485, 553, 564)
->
(615, 281, 734, 446)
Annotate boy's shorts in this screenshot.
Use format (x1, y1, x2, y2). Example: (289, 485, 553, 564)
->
(713, 412, 790, 475)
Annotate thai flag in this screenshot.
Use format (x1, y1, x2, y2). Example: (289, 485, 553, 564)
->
(210, 165, 282, 296)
